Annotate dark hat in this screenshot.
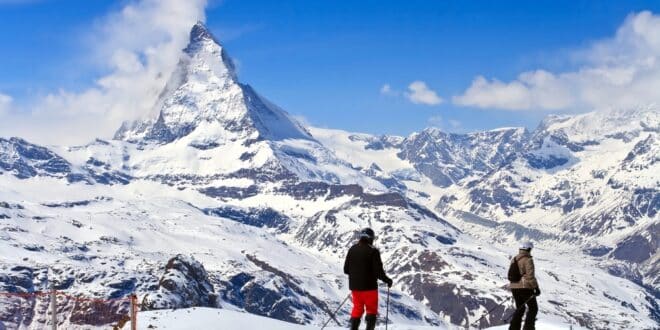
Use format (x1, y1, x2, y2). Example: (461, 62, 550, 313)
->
(359, 228, 375, 240)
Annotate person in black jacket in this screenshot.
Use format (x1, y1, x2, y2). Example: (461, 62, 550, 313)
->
(343, 228, 393, 330)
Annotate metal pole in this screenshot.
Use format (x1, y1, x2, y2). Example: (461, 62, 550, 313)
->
(50, 286, 57, 330)
(321, 293, 351, 330)
(130, 294, 138, 330)
(385, 287, 390, 330)
(503, 295, 535, 323)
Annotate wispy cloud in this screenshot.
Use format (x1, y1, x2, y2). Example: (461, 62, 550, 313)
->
(427, 115, 443, 127)
(453, 11, 660, 112)
(381, 81, 444, 106)
(380, 84, 395, 96)
(0, 0, 208, 144)
(406, 81, 443, 106)
(426, 115, 461, 131)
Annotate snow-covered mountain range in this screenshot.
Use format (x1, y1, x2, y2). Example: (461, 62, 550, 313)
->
(0, 22, 657, 329)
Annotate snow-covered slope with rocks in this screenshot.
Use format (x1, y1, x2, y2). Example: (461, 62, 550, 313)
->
(0, 22, 658, 330)
(312, 107, 659, 328)
(439, 108, 659, 297)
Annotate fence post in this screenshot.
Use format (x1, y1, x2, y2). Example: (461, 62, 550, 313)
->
(130, 294, 138, 330)
(50, 286, 57, 330)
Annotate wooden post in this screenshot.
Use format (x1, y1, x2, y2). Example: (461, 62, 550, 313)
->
(130, 294, 138, 330)
(50, 286, 57, 330)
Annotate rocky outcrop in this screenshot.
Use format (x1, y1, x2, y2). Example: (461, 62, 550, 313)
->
(0, 137, 72, 180)
(396, 127, 527, 187)
(141, 255, 216, 310)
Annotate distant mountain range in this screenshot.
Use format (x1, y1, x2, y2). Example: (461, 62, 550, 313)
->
(0, 22, 657, 329)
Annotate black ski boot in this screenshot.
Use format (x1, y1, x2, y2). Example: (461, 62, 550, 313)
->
(365, 314, 377, 330)
(350, 317, 361, 330)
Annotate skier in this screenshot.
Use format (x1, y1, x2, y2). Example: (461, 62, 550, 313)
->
(508, 241, 541, 330)
(344, 228, 393, 330)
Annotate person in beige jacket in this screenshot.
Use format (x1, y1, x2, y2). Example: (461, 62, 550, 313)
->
(508, 241, 540, 330)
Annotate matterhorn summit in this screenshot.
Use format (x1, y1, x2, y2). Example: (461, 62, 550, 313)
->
(115, 22, 312, 145)
(111, 22, 380, 186)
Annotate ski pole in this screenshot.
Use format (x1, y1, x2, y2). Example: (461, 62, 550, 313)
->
(470, 296, 510, 328)
(385, 287, 390, 330)
(321, 293, 351, 330)
(503, 294, 536, 323)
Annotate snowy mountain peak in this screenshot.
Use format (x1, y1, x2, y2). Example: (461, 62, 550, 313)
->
(189, 21, 217, 45)
(114, 22, 310, 144)
(183, 21, 237, 80)
(535, 106, 659, 136)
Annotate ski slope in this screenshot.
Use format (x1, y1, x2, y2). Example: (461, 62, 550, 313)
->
(140, 307, 587, 330)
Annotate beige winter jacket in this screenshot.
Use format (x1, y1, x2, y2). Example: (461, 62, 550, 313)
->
(509, 249, 539, 289)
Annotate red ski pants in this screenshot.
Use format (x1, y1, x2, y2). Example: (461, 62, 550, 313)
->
(351, 290, 378, 318)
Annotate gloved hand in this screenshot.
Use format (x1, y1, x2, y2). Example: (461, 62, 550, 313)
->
(385, 278, 393, 288)
(533, 288, 541, 296)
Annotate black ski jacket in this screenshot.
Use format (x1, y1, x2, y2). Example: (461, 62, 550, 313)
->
(343, 242, 390, 291)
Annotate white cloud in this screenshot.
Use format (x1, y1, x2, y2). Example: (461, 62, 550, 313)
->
(427, 115, 442, 127)
(380, 84, 393, 95)
(448, 119, 461, 128)
(426, 115, 462, 131)
(291, 114, 312, 127)
(453, 11, 660, 112)
(0, 93, 12, 116)
(406, 81, 443, 106)
(0, 0, 207, 144)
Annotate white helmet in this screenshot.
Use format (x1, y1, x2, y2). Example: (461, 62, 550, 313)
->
(520, 241, 534, 250)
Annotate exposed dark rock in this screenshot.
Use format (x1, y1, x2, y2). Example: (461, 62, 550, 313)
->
(239, 152, 256, 161)
(199, 185, 259, 200)
(0, 266, 35, 293)
(610, 223, 658, 264)
(279, 182, 363, 200)
(562, 197, 585, 214)
(0, 202, 23, 210)
(469, 187, 521, 216)
(43, 200, 92, 208)
(525, 154, 569, 169)
(623, 134, 654, 165)
(0, 137, 72, 179)
(86, 157, 109, 168)
(583, 246, 613, 257)
(217, 255, 340, 325)
(606, 131, 640, 143)
(85, 168, 132, 185)
(106, 279, 136, 299)
(203, 206, 289, 231)
(141, 255, 216, 310)
(0, 266, 37, 328)
(403, 274, 511, 328)
(69, 298, 130, 327)
(189, 141, 221, 150)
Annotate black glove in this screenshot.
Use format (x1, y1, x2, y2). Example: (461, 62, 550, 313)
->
(385, 278, 393, 288)
(533, 288, 541, 296)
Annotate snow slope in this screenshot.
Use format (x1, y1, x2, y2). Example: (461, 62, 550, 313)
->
(141, 307, 587, 330)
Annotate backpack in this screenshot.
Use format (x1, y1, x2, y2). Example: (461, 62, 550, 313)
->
(507, 256, 525, 282)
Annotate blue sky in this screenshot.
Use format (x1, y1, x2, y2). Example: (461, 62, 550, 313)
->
(1, 0, 659, 143)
